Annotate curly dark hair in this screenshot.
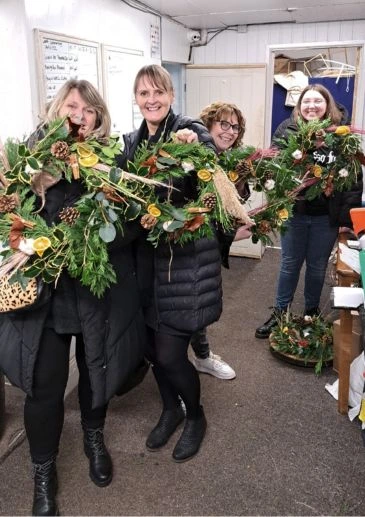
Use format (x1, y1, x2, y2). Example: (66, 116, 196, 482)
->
(199, 101, 246, 148)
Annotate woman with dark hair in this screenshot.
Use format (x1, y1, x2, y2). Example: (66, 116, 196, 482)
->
(255, 83, 362, 339)
(0, 79, 146, 515)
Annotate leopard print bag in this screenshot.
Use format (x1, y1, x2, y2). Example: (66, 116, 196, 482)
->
(0, 274, 50, 313)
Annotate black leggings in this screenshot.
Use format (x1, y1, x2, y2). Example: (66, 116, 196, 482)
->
(146, 328, 202, 419)
(24, 329, 107, 463)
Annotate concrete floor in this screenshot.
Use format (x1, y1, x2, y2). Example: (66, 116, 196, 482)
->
(1, 245, 365, 516)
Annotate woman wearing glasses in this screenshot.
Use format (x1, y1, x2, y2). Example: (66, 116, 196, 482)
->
(190, 101, 251, 380)
(255, 83, 362, 339)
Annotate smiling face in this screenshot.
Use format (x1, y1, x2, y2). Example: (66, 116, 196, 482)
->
(135, 76, 174, 135)
(58, 88, 97, 137)
(209, 113, 240, 153)
(299, 90, 327, 121)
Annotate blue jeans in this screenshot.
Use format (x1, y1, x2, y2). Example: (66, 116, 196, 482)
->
(275, 213, 338, 312)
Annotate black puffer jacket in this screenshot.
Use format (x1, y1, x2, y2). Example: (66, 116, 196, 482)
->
(0, 179, 146, 408)
(272, 105, 363, 227)
(118, 110, 222, 334)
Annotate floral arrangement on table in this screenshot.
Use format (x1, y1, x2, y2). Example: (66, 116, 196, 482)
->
(269, 312, 334, 375)
(129, 137, 252, 247)
(218, 118, 365, 245)
(0, 118, 157, 297)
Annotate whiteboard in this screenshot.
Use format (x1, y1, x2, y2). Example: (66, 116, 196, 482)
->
(35, 29, 103, 107)
(102, 45, 144, 136)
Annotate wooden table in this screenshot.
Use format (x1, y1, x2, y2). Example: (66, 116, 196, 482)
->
(336, 232, 360, 414)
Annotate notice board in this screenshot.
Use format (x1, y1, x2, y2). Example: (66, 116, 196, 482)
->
(35, 29, 103, 107)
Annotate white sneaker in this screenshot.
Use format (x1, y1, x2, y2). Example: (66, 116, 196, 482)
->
(192, 351, 236, 380)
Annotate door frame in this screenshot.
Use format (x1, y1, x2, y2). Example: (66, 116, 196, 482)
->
(265, 41, 365, 146)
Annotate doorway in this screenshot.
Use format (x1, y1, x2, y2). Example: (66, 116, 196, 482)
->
(265, 41, 365, 145)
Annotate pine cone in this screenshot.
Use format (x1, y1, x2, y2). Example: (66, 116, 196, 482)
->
(59, 206, 80, 226)
(201, 192, 217, 209)
(0, 194, 18, 213)
(258, 220, 272, 234)
(51, 141, 70, 160)
(235, 159, 254, 179)
(141, 214, 157, 229)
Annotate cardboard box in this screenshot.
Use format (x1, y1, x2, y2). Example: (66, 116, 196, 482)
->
(274, 56, 291, 75)
(333, 312, 363, 372)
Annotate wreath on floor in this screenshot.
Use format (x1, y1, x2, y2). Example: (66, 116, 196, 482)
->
(269, 312, 334, 375)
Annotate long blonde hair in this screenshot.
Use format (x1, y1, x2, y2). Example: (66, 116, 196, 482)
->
(43, 79, 111, 139)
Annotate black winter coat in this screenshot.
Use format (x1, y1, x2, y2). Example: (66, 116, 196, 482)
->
(0, 179, 146, 408)
(272, 105, 363, 227)
(118, 110, 222, 334)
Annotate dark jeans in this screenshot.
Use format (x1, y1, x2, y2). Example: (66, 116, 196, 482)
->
(276, 213, 338, 311)
(190, 327, 210, 359)
(24, 329, 107, 463)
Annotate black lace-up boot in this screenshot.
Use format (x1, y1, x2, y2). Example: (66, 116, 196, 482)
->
(172, 407, 207, 463)
(83, 426, 113, 487)
(146, 405, 185, 451)
(32, 457, 59, 516)
(255, 308, 285, 339)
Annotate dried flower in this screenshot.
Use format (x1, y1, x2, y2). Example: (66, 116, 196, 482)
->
(182, 161, 194, 172)
(277, 208, 289, 221)
(292, 149, 303, 160)
(32, 236, 51, 257)
(264, 179, 275, 190)
(338, 168, 349, 178)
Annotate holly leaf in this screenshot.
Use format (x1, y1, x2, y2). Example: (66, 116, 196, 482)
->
(109, 167, 122, 184)
(101, 146, 116, 158)
(26, 157, 40, 170)
(125, 201, 141, 219)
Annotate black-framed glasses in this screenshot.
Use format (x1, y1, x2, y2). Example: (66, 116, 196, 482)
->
(216, 120, 241, 133)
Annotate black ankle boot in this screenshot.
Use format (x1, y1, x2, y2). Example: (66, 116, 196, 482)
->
(83, 427, 113, 487)
(146, 405, 185, 451)
(172, 408, 207, 463)
(304, 307, 320, 317)
(255, 309, 283, 339)
(32, 457, 59, 516)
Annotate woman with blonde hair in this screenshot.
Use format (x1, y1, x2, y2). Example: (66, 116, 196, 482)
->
(0, 79, 146, 515)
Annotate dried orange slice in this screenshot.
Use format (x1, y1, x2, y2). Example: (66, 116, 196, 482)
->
(78, 153, 99, 167)
(76, 144, 93, 158)
(197, 169, 212, 182)
(147, 204, 161, 217)
(32, 236, 51, 257)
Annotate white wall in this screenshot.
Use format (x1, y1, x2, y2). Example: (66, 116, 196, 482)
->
(191, 20, 365, 64)
(0, 0, 33, 141)
(191, 20, 365, 131)
(0, 0, 191, 141)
